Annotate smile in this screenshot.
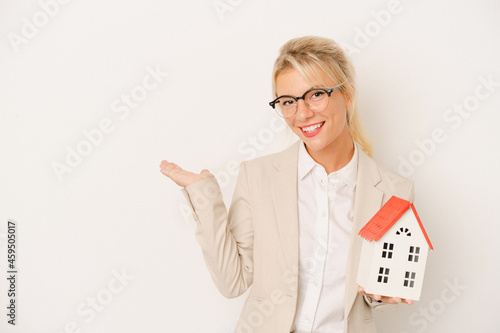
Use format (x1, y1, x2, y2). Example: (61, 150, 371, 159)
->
(300, 121, 325, 137)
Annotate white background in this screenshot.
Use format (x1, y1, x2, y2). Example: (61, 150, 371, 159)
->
(1, 0, 499, 332)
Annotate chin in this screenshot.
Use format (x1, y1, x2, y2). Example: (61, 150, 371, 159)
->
(302, 139, 329, 152)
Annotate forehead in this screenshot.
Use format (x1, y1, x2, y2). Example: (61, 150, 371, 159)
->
(275, 67, 334, 96)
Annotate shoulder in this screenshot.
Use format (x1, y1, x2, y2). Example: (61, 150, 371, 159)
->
(357, 145, 415, 202)
(378, 163, 414, 201)
(241, 139, 300, 171)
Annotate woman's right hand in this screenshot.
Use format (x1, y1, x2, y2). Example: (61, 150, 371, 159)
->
(159, 160, 215, 188)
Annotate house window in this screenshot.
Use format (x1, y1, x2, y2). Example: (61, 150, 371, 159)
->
(377, 267, 390, 283)
(404, 271, 416, 288)
(382, 242, 394, 259)
(408, 246, 420, 262)
(396, 227, 411, 236)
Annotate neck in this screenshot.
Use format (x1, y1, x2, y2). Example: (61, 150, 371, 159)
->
(305, 132, 355, 174)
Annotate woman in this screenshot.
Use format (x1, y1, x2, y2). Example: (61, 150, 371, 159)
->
(160, 36, 414, 333)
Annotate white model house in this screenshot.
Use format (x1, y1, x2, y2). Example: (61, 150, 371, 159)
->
(357, 196, 433, 301)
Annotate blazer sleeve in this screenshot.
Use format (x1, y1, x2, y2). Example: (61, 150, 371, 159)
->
(180, 161, 254, 299)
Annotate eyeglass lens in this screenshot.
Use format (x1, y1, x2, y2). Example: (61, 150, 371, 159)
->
(275, 89, 330, 118)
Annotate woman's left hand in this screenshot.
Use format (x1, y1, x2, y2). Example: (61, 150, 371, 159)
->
(358, 286, 414, 305)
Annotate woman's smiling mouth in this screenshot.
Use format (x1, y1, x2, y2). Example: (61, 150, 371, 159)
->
(300, 121, 325, 137)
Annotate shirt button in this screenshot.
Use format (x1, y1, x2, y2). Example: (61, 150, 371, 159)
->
(314, 281, 319, 286)
(322, 211, 326, 218)
(305, 316, 311, 322)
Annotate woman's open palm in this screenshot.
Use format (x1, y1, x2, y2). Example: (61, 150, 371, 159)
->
(159, 160, 214, 188)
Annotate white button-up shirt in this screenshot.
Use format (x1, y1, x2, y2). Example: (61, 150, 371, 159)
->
(292, 141, 358, 333)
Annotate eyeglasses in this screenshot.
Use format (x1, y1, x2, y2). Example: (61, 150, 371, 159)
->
(269, 83, 345, 118)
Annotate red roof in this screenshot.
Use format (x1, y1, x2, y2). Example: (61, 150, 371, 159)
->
(358, 196, 433, 250)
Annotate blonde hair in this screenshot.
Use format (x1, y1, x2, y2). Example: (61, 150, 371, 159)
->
(272, 36, 373, 157)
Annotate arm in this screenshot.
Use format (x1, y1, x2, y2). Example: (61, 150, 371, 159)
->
(180, 162, 254, 299)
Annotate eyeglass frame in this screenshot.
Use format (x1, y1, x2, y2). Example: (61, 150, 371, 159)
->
(269, 82, 345, 118)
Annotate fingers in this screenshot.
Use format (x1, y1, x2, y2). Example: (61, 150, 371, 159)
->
(358, 287, 414, 305)
(376, 295, 396, 304)
(159, 161, 180, 172)
(160, 160, 180, 170)
(392, 297, 403, 304)
(402, 298, 414, 305)
(376, 295, 413, 305)
(159, 160, 183, 179)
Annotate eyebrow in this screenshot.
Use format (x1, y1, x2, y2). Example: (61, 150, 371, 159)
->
(276, 85, 328, 97)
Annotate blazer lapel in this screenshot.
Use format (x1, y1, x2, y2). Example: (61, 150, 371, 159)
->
(271, 140, 301, 272)
(344, 144, 384, 319)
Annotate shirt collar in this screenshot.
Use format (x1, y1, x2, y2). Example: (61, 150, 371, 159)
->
(298, 140, 358, 191)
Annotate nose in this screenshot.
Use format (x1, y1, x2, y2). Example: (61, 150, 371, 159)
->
(295, 99, 314, 121)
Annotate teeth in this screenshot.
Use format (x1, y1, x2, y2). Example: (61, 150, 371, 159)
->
(302, 122, 324, 133)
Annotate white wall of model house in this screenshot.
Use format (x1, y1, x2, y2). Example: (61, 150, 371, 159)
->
(357, 207, 431, 301)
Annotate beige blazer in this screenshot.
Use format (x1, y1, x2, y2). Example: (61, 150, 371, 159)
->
(181, 140, 415, 333)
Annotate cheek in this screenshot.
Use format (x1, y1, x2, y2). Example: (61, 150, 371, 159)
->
(331, 103, 348, 120)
